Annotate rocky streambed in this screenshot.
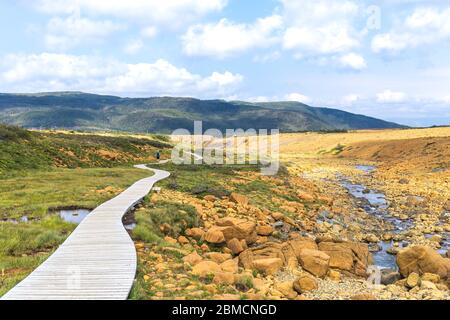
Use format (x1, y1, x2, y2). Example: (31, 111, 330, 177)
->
(339, 165, 450, 270)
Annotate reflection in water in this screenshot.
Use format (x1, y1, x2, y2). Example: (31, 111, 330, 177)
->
(59, 209, 91, 224)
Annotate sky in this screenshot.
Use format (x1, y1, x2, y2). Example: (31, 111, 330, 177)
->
(0, 0, 449, 126)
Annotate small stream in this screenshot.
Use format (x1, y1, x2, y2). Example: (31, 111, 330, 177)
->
(339, 167, 405, 269)
(339, 165, 449, 270)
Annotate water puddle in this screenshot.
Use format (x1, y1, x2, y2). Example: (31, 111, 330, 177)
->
(1, 216, 29, 224)
(58, 209, 91, 224)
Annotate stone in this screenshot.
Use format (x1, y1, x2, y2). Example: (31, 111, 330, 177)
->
(318, 241, 369, 277)
(227, 238, 245, 255)
(221, 259, 239, 273)
(420, 280, 437, 290)
(192, 261, 222, 277)
(257, 225, 274, 236)
(216, 218, 258, 244)
(293, 275, 318, 293)
(381, 269, 401, 285)
(298, 249, 330, 278)
(183, 251, 203, 266)
(204, 228, 226, 244)
(186, 228, 205, 240)
(421, 273, 440, 283)
(178, 236, 189, 245)
(275, 281, 297, 299)
(204, 195, 217, 202)
(271, 212, 284, 220)
(205, 252, 232, 264)
(350, 294, 376, 300)
(253, 258, 284, 276)
(328, 270, 341, 282)
(230, 193, 249, 206)
(288, 238, 318, 258)
(164, 236, 177, 244)
(406, 272, 420, 288)
(297, 192, 314, 201)
(396, 245, 450, 279)
(213, 272, 235, 285)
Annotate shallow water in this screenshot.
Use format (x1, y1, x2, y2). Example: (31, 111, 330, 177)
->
(339, 166, 414, 269)
(355, 165, 376, 173)
(58, 209, 91, 224)
(124, 222, 136, 230)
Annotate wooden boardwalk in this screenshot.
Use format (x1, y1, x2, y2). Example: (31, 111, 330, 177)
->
(1, 165, 170, 300)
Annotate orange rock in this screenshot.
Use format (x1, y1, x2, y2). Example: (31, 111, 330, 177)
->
(256, 225, 274, 236)
(298, 249, 330, 278)
(230, 193, 249, 206)
(204, 228, 225, 244)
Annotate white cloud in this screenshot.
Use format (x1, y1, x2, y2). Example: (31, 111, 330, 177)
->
(372, 6, 450, 53)
(338, 53, 367, 70)
(343, 94, 360, 105)
(376, 90, 407, 103)
(0, 53, 242, 97)
(35, 0, 228, 28)
(124, 39, 144, 55)
(253, 51, 281, 63)
(182, 16, 283, 58)
(280, 0, 361, 55)
(45, 14, 124, 49)
(442, 95, 450, 103)
(141, 26, 158, 38)
(285, 93, 312, 104)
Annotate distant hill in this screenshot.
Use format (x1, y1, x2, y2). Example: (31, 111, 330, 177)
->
(0, 92, 405, 133)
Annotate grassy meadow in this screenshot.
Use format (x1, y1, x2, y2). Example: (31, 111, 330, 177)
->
(0, 125, 172, 296)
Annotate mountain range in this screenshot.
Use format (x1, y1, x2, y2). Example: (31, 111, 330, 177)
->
(0, 92, 405, 133)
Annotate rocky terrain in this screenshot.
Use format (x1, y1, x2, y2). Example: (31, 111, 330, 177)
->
(130, 129, 450, 300)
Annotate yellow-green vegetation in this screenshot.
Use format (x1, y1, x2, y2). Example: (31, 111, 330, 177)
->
(0, 124, 171, 174)
(133, 199, 200, 244)
(0, 168, 152, 219)
(0, 124, 173, 297)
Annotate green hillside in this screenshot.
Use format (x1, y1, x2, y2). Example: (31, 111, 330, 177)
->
(0, 124, 171, 173)
(0, 92, 405, 133)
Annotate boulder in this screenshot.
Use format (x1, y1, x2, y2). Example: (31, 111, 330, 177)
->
(178, 236, 190, 245)
(328, 270, 341, 282)
(318, 241, 369, 277)
(204, 228, 225, 244)
(406, 272, 420, 288)
(227, 238, 245, 255)
(239, 242, 286, 270)
(275, 281, 298, 299)
(205, 252, 232, 264)
(213, 272, 235, 285)
(204, 195, 217, 202)
(293, 275, 318, 293)
(183, 251, 203, 266)
(230, 193, 249, 206)
(216, 218, 257, 244)
(221, 259, 239, 273)
(192, 261, 222, 277)
(288, 238, 318, 258)
(381, 269, 401, 285)
(298, 249, 330, 278)
(185, 228, 205, 240)
(256, 225, 274, 236)
(421, 273, 440, 283)
(396, 245, 450, 279)
(253, 258, 283, 275)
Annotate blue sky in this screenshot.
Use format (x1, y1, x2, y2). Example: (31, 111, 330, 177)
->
(0, 0, 449, 126)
